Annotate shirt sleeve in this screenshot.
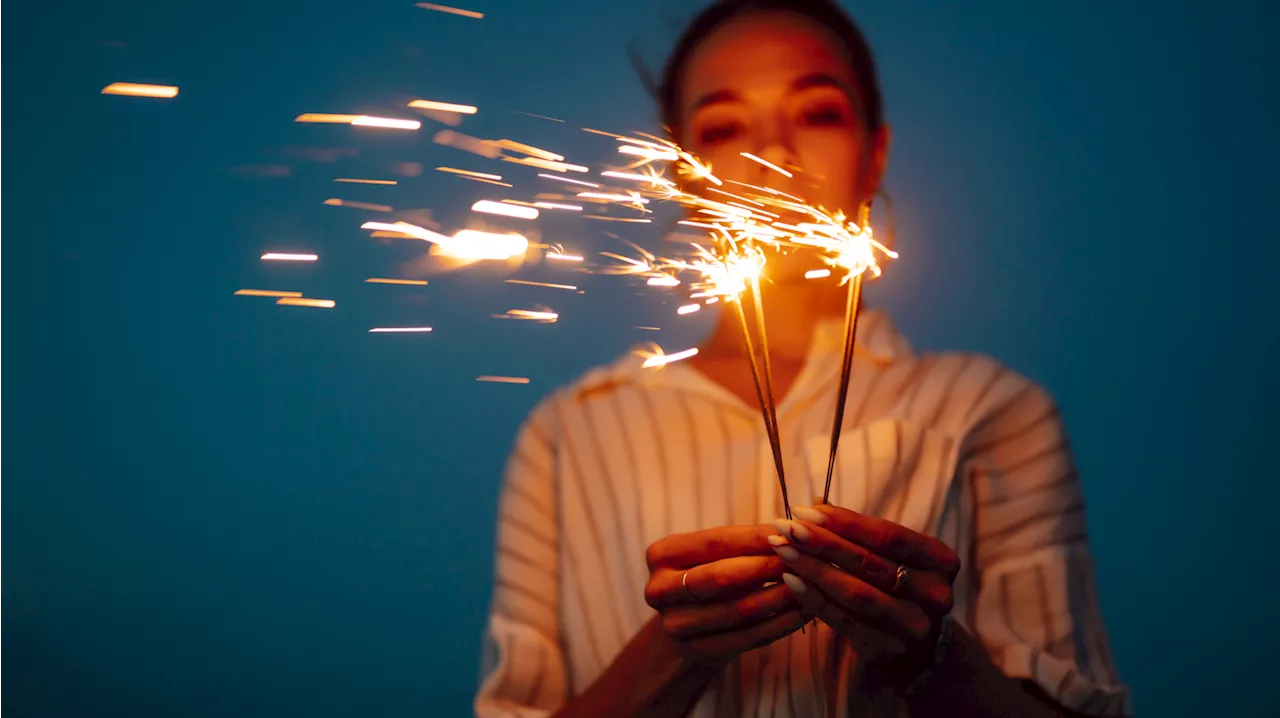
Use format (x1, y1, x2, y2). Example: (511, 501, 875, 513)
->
(475, 404, 570, 718)
(962, 374, 1131, 717)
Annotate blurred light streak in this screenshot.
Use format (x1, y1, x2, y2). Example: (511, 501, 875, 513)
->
(436, 166, 502, 180)
(515, 111, 564, 122)
(805, 268, 832, 279)
(677, 304, 700, 315)
(505, 279, 577, 290)
(369, 327, 433, 332)
(365, 278, 429, 285)
(504, 156, 589, 173)
(261, 253, 317, 261)
(102, 82, 178, 98)
(641, 347, 698, 368)
(545, 253, 584, 262)
(409, 99, 478, 114)
(295, 113, 361, 124)
(537, 173, 599, 188)
(647, 276, 680, 287)
(334, 178, 396, 185)
(533, 202, 583, 211)
(634, 326, 661, 331)
(740, 152, 794, 177)
(276, 297, 335, 308)
(501, 309, 558, 322)
(415, 3, 484, 19)
(235, 289, 302, 297)
(324, 198, 393, 212)
(476, 376, 531, 384)
(351, 116, 421, 130)
(490, 139, 564, 161)
(472, 200, 539, 220)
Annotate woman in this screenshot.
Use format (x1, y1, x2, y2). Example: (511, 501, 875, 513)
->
(475, 1, 1130, 716)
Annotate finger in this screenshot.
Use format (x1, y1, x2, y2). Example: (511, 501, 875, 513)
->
(645, 555, 789, 609)
(780, 573, 908, 658)
(773, 520, 953, 616)
(791, 504, 961, 578)
(662, 584, 798, 639)
(773, 543, 932, 644)
(688, 608, 808, 658)
(646, 525, 778, 569)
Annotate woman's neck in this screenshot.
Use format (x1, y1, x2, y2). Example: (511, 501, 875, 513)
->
(699, 277, 846, 363)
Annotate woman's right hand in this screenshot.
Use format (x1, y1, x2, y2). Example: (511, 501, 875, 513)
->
(644, 525, 808, 665)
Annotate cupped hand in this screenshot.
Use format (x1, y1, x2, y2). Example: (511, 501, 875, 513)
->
(644, 525, 809, 664)
(770, 501, 960, 676)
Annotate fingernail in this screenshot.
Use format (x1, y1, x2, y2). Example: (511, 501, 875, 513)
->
(781, 572, 807, 595)
(773, 518, 809, 543)
(773, 545, 800, 562)
(793, 506, 825, 525)
(766, 534, 789, 547)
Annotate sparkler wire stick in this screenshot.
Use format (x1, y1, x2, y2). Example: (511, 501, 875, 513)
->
(732, 292, 793, 521)
(748, 276, 793, 520)
(821, 271, 863, 504)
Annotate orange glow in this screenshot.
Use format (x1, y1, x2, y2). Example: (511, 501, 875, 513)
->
(261, 253, 317, 261)
(476, 376, 531, 384)
(414, 2, 483, 18)
(409, 99, 479, 114)
(235, 289, 302, 297)
(334, 178, 396, 185)
(276, 297, 335, 308)
(102, 82, 178, 98)
(365, 278, 429, 286)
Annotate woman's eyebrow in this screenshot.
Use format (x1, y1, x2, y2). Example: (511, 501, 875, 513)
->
(789, 72, 849, 94)
(690, 88, 743, 113)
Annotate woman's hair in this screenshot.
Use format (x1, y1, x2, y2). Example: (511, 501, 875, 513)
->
(638, 0, 884, 139)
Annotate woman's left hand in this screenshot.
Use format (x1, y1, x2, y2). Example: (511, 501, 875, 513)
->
(770, 501, 961, 677)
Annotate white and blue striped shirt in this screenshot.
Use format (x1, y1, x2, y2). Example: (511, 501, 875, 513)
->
(476, 309, 1130, 717)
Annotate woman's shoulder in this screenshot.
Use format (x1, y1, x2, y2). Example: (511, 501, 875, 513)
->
(893, 350, 1060, 440)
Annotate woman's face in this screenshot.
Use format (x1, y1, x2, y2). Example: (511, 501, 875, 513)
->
(676, 11, 889, 282)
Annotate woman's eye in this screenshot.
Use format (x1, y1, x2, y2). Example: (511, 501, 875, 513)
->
(801, 105, 849, 127)
(698, 122, 743, 145)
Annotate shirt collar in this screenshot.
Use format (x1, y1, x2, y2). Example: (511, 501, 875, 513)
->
(572, 308, 912, 401)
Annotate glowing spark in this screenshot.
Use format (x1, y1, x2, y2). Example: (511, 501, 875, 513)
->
(234, 289, 302, 297)
(440, 230, 529, 260)
(351, 116, 421, 130)
(505, 279, 578, 290)
(295, 113, 361, 124)
(585, 216, 652, 223)
(436, 166, 503, 181)
(516, 111, 564, 122)
(462, 177, 513, 187)
(501, 309, 558, 322)
(325, 198, 393, 212)
(503, 156, 589, 173)
(261, 253, 317, 261)
(705, 297, 720, 304)
(677, 304, 701, 315)
(538, 173, 599, 188)
(546, 253, 584, 262)
(415, 2, 484, 19)
(490, 139, 564, 161)
(476, 376, 531, 384)
(805, 269, 832, 279)
(472, 200, 539, 220)
(640, 346, 699, 368)
(365, 278, 429, 286)
(576, 192, 649, 204)
(618, 145, 679, 162)
(276, 297, 335, 308)
(334, 178, 396, 185)
(634, 326, 660, 331)
(434, 130, 504, 158)
(647, 275, 681, 287)
(409, 99, 478, 114)
(101, 82, 178, 98)
(533, 202, 583, 211)
(740, 152, 794, 177)
(601, 171, 676, 188)
(369, 326, 433, 333)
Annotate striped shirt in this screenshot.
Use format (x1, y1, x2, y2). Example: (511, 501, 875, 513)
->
(475, 309, 1131, 717)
